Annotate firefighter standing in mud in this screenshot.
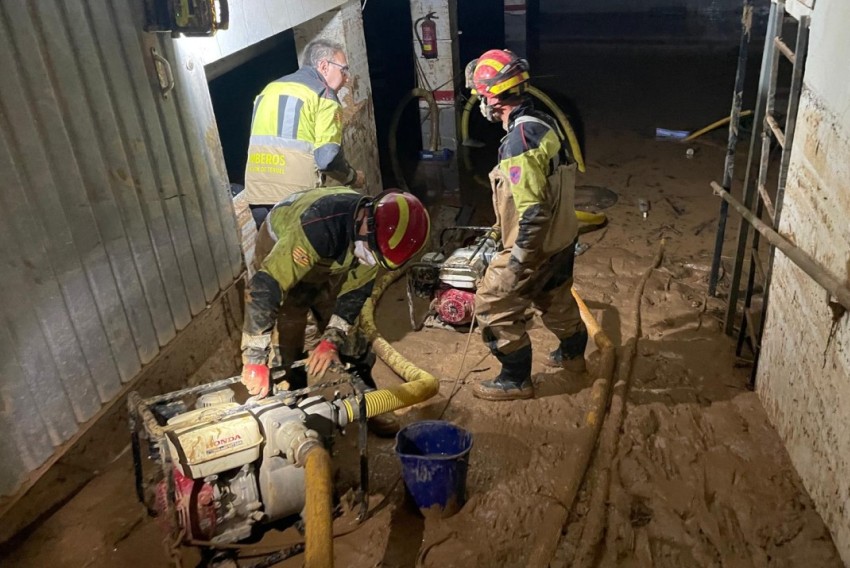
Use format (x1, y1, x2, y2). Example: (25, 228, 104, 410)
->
(467, 49, 588, 401)
(243, 39, 366, 228)
(239, 187, 430, 434)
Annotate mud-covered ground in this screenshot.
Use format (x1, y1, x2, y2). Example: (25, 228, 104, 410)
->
(4, 43, 843, 567)
(5, 125, 842, 568)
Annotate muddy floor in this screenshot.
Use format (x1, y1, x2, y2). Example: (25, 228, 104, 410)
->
(4, 124, 842, 568)
(3, 38, 844, 568)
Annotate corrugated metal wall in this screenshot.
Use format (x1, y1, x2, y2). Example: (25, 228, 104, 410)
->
(0, 0, 243, 496)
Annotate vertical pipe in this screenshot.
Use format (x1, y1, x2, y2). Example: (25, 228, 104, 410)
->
(357, 393, 369, 521)
(724, 1, 781, 334)
(129, 411, 146, 506)
(708, 0, 754, 297)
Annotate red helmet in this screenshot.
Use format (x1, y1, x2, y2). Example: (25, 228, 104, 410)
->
(366, 191, 430, 270)
(472, 49, 530, 102)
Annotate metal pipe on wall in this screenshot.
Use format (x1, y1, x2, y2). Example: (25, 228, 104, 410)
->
(711, 182, 850, 312)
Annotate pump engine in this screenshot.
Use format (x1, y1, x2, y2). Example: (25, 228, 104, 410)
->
(407, 227, 497, 329)
(129, 376, 357, 545)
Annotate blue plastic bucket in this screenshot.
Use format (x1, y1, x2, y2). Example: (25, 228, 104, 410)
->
(395, 420, 473, 518)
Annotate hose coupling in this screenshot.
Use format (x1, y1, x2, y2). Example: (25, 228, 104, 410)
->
(276, 420, 322, 467)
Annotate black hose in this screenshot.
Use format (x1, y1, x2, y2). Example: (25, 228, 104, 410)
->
(388, 88, 440, 191)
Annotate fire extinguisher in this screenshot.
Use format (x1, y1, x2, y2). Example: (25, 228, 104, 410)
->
(414, 12, 439, 59)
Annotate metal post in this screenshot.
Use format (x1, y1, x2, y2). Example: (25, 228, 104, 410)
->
(724, 0, 783, 335)
(708, 0, 754, 297)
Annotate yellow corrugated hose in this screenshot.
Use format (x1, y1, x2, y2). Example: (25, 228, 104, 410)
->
(344, 270, 440, 423)
(304, 446, 334, 568)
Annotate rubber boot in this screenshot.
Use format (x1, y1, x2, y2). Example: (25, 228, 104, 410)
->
(545, 328, 588, 374)
(473, 346, 534, 401)
(348, 352, 400, 438)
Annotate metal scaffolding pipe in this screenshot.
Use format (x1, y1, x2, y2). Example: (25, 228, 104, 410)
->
(708, 0, 754, 297)
(711, 182, 850, 311)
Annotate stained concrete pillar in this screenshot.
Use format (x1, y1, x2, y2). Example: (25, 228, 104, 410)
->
(293, 1, 383, 195)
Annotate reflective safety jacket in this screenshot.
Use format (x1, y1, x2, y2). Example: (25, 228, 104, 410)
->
(241, 187, 377, 365)
(490, 101, 578, 272)
(244, 66, 357, 205)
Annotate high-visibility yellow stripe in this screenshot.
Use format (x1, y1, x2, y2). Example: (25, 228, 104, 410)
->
(478, 58, 506, 72)
(388, 195, 410, 249)
(488, 71, 529, 95)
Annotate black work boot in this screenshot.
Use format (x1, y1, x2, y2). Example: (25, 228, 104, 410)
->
(545, 328, 588, 374)
(348, 351, 400, 438)
(473, 346, 534, 401)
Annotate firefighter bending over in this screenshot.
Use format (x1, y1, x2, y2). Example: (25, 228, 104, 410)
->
(240, 187, 430, 434)
(468, 49, 588, 401)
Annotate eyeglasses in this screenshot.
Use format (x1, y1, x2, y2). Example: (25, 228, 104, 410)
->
(326, 60, 350, 76)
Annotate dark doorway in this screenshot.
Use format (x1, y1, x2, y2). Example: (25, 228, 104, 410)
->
(362, 0, 417, 186)
(457, 0, 504, 68)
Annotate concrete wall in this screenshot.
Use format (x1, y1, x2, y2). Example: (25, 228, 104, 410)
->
(756, 0, 850, 563)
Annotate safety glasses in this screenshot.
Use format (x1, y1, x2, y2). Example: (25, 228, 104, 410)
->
(326, 60, 350, 76)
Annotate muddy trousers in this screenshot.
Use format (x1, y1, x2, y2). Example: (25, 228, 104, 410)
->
(271, 279, 374, 387)
(475, 245, 585, 357)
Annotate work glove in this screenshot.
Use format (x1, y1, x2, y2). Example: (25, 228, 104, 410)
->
(242, 363, 270, 398)
(306, 339, 341, 381)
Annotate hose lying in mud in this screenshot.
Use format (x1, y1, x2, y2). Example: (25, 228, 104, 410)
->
(526, 288, 618, 567)
(571, 240, 666, 568)
(528, 243, 665, 566)
(342, 269, 440, 423)
(682, 110, 753, 142)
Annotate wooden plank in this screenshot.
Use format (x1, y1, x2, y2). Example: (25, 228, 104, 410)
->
(0, 3, 142, 384)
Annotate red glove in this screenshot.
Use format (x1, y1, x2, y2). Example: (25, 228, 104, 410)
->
(241, 364, 270, 398)
(306, 340, 340, 380)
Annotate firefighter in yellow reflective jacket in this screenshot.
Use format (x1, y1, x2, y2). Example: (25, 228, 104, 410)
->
(240, 187, 430, 433)
(469, 49, 588, 401)
(244, 39, 365, 227)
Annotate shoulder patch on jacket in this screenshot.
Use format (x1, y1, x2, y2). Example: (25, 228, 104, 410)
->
(509, 165, 522, 184)
(292, 246, 311, 267)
